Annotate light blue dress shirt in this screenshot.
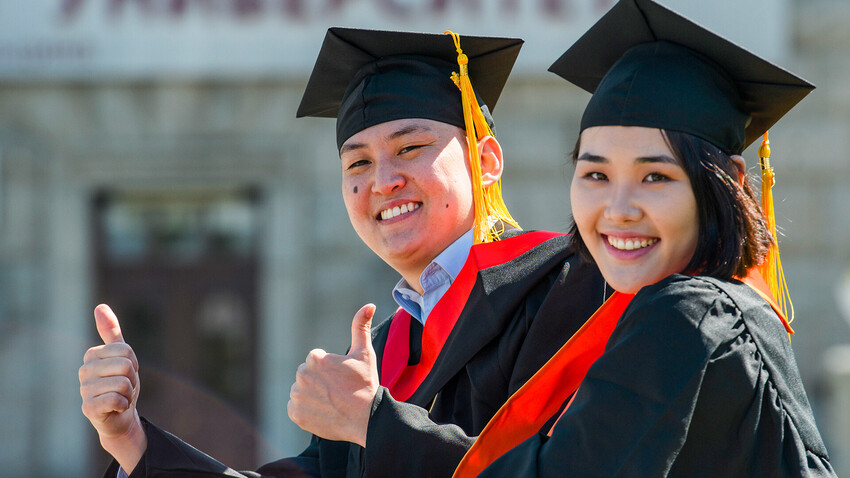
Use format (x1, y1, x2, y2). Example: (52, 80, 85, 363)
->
(392, 229, 473, 325)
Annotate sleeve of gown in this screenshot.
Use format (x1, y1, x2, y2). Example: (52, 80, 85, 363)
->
(102, 418, 324, 478)
(362, 266, 603, 478)
(479, 277, 729, 477)
(363, 387, 477, 478)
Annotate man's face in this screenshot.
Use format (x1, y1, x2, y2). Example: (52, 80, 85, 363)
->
(340, 118, 475, 283)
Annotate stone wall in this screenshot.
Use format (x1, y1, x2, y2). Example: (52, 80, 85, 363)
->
(1, 1, 849, 475)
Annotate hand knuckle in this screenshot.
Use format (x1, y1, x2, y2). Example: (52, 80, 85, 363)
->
(107, 393, 128, 411)
(307, 349, 326, 364)
(79, 382, 92, 399)
(119, 377, 134, 397)
(119, 358, 134, 376)
(83, 347, 99, 363)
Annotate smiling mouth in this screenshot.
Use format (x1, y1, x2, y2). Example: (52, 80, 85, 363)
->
(378, 202, 420, 221)
(606, 236, 659, 251)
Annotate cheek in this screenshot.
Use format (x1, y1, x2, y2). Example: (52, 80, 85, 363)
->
(341, 183, 364, 216)
(570, 182, 595, 235)
(665, 192, 700, 264)
(682, 201, 700, 257)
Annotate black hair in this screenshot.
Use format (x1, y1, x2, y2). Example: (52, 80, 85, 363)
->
(568, 130, 773, 281)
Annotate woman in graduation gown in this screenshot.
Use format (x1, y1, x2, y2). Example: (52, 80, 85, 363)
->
(452, 0, 836, 476)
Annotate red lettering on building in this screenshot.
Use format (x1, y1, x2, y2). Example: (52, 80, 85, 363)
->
(323, 0, 345, 14)
(501, 0, 519, 14)
(281, 0, 304, 17)
(544, 0, 571, 18)
(430, 0, 481, 13)
(59, 0, 85, 20)
(58, 0, 608, 22)
(234, 0, 263, 16)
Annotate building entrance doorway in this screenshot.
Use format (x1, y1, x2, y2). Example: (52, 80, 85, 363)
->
(90, 186, 263, 472)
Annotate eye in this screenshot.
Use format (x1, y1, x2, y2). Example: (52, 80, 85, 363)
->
(346, 159, 370, 171)
(399, 144, 426, 155)
(583, 171, 608, 181)
(644, 172, 670, 183)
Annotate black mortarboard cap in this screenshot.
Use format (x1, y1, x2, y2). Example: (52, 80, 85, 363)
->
(297, 28, 523, 150)
(548, 0, 814, 155)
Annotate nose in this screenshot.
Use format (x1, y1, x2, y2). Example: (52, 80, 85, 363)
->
(372, 158, 405, 195)
(604, 184, 642, 224)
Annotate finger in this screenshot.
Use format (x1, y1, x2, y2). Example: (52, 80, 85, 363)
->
(79, 356, 138, 387)
(349, 303, 376, 354)
(80, 375, 135, 405)
(82, 391, 132, 419)
(305, 349, 328, 368)
(286, 398, 300, 426)
(82, 343, 139, 372)
(94, 304, 125, 345)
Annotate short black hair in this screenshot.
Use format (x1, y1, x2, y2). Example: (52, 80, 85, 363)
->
(568, 130, 773, 281)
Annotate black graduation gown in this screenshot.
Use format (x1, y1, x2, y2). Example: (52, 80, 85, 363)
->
(479, 274, 835, 478)
(104, 230, 607, 478)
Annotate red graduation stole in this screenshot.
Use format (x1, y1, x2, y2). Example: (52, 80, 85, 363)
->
(380, 231, 563, 402)
(452, 270, 792, 478)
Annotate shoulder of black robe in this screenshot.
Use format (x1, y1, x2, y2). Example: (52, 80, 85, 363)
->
(359, 231, 607, 478)
(479, 274, 835, 478)
(670, 276, 833, 476)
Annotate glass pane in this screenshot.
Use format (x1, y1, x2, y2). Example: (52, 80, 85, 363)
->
(100, 188, 258, 262)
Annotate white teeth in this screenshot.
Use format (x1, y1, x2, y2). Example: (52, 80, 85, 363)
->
(380, 203, 420, 220)
(607, 236, 658, 251)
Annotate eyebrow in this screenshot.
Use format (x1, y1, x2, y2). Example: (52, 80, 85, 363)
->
(339, 123, 434, 157)
(339, 141, 366, 157)
(388, 123, 433, 140)
(576, 152, 679, 165)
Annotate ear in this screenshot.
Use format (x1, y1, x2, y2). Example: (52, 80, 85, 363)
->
(477, 135, 504, 187)
(730, 155, 747, 187)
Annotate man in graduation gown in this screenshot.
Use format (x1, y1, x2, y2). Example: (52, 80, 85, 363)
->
(79, 28, 606, 478)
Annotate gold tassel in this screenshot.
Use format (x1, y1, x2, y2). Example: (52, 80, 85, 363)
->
(445, 30, 521, 244)
(758, 131, 794, 322)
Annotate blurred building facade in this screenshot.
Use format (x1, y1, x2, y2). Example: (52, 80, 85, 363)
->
(0, 0, 849, 476)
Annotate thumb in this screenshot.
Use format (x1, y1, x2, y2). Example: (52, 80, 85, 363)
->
(349, 303, 376, 355)
(94, 303, 125, 344)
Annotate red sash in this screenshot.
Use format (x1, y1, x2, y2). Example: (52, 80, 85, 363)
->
(380, 231, 563, 402)
(453, 271, 791, 478)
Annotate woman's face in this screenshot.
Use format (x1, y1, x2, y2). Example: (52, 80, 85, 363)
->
(571, 126, 699, 294)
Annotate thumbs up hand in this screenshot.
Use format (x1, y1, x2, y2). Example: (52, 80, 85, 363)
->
(288, 304, 379, 447)
(79, 304, 147, 472)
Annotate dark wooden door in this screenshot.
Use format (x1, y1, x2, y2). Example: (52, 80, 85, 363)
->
(90, 187, 263, 472)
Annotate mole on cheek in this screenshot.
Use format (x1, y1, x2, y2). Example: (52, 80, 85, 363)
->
(353, 186, 358, 194)
(446, 204, 449, 208)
